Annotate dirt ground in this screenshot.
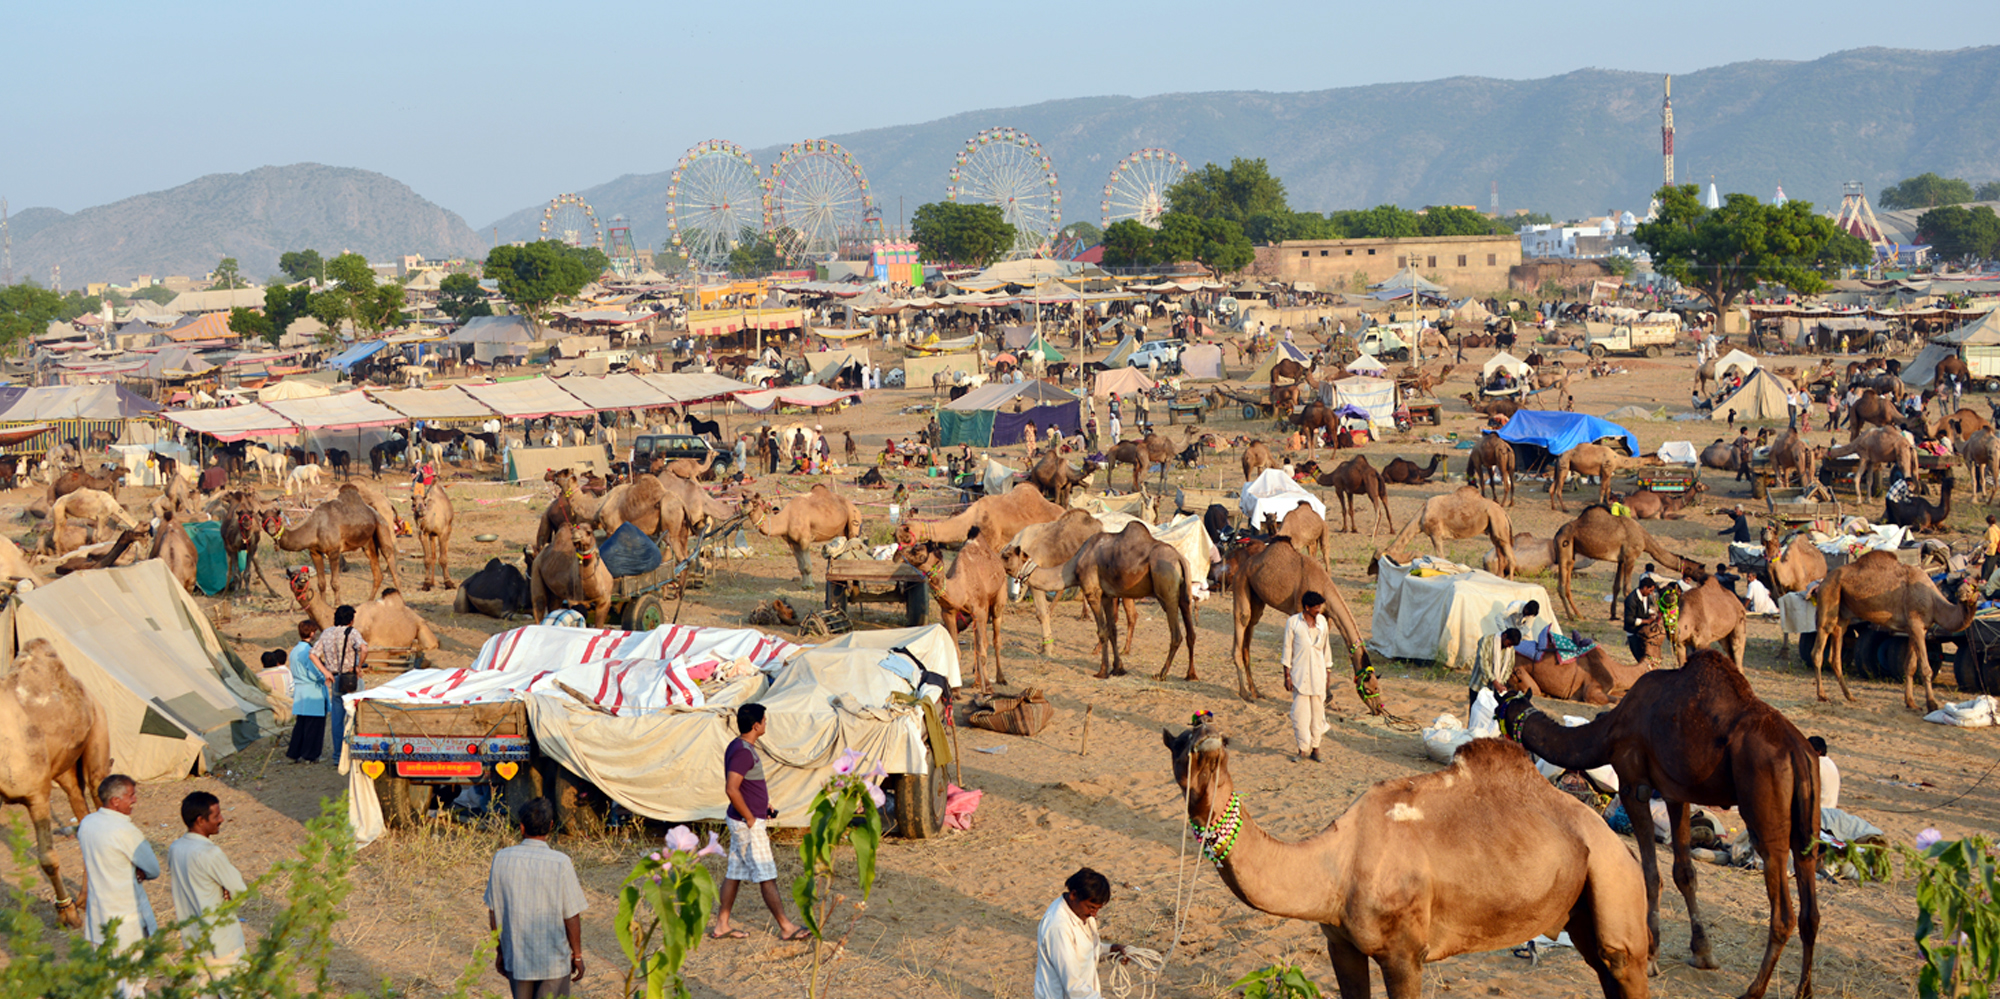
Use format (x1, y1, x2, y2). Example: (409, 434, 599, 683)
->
(11, 338, 1997, 998)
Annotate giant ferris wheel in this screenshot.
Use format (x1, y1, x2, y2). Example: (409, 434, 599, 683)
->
(765, 139, 873, 264)
(540, 194, 603, 249)
(947, 127, 1062, 258)
(666, 140, 766, 272)
(1101, 148, 1188, 229)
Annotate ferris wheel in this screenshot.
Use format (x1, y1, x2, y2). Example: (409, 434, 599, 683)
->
(666, 140, 766, 272)
(765, 139, 874, 263)
(540, 194, 602, 249)
(947, 127, 1062, 258)
(1101, 148, 1188, 228)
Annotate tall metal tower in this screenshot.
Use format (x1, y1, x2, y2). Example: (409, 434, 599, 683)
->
(1, 197, 10, 286)
(1661, 76, 1676, 186)
(1490, 181, 1499, 215)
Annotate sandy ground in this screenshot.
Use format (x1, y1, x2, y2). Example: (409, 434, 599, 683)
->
(9, 338, 1996, 998)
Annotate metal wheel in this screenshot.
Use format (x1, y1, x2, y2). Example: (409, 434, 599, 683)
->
(621, 593, 666, 632)
(1241, 404, 1259, 421)
(1645, 345, 1662, 358)
(1589, 344, 1607, 359)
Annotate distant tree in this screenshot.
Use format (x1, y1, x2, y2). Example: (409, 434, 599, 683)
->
(355, 282, 407, 332)
(1917, 205, 2000, 261)
(1506, 212, 1556, 231)
(1634, 184, 1864, 317)
(1340, 204, 1422, 240)
(227, 307, 274, 343)
(1100, 220, 1159, 267)
(726, 228, 784, 278)
(234, 283, 313, 346)
(909, 202, 1016, 267)
(1165, 159, 1289, 222)
(438, 273, 493, 323)
(1244, 210, 1335, 245)
(211, 257, 248, 290)
(652, 245, 690, 277)
(56, 291, 103, 322)
(278, 249, 325, 283)
(1979, 181, 2000, 202)
(484, 240, 609, 335)
(1150, 214, 1254, 273)
(1418, 206, 1501, 237)
(324, 252, 376, 292)
(0, 282, 64, 348)
(1058, 221, 1102, 247)
(131, 285, 177, 305)
(1879, 173, 1978, 211)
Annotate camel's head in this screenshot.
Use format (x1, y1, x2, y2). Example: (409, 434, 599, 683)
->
(285, 566, 315, 606)
(261, 508, 286, 537)
(1492, 686, 1536, 742)
(998, 543, 1035, 580)
(892, 522, 919, 546)
(569, 525, 600, 563)
(1161, 714, 1230, 795)
(1955, 575, 1981, 607)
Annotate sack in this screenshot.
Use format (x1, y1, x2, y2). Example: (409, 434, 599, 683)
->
(599, 522, 664, 578)
(964, 687, 1054, 736)
(335, 672, 360, 695)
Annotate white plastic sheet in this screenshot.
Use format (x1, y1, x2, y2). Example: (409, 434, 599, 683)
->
(1240, 468, 1326, 525)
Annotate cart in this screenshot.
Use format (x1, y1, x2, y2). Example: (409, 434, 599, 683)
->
(1405, 401, 1443, 426)
(1634, 468, 1700, 496)
(604, 508, 753, 631)
(1216, 386, 1283, 422)
(1166, 400, 1208, 425)
(1763, 486, 1843, 528)
(823, 559, 930, 628)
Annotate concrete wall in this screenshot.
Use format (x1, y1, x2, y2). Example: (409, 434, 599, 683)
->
(1255, 235, 1522, 294)
(900, 352, 981, 386)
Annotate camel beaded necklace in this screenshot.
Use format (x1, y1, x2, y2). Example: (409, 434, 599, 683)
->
(1190, 793, 1243, 865)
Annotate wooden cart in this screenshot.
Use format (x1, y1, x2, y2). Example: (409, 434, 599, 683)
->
(1764, 486, 1843, 528)
(603, 508, 753, 631)
(1634, 467, 1700, 496)
(1405, 401, 1443, 426)
(823, 559, 929, 627)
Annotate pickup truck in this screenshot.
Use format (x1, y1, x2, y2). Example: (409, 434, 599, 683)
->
(631, 433, 733, 473)
(1585, 322, 1680, 358)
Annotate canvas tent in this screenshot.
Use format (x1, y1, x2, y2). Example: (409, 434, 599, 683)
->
(1481, 352, 1532, 381)
(367, 386, 498, 422)
(257, 379, 332, 402)
(1496, 411, 1640, 465)
(461, 377, 594, 419)
(551, 373, 673, 412)
(1244, 340, 1313, 382)
(262, 391, 407, 431)
(1710, 368, 1791, 421)
(1331, 376, 1396, 427)
(937, 379, 1080, 447)
(1241, 468, 1327, 525)
(1092, 366, 1155, 398)
(1179, 342, 1225, 380)
(1344, 353, 1388, 376)
(1370, 268, 1448, 294)
(1101, 333, 1140, 367)
(162, 403, 296, 441)
(1368, 557, 1560, 671)
(1712, 349, 1761, 378)
(0, 383, 160, 420)
(733, 385, 861, 412)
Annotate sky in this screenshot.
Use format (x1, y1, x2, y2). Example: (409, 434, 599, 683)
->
(4, 1, 1998, 228)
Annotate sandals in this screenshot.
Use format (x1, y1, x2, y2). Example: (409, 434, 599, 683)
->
(781, 927, 812, 941)
(706, 929, 748, 941)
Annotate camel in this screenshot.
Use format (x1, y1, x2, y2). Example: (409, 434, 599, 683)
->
(336, 481, 407, 537)
(1163, 725, 1650, 999)
(1505, 642, 1650, 705)
(1316, 456, 1393, 537)
(1962, 428, 2000, 502)
(1024, 450, 1100, 506)
(1939, 406, 1990, 441)
(1825, 427, 1918, 499)
(48, 489, 136, 555)
(1697, 440, 1743, 473)
(1067, 522, 1195, 681)
(1379, 454, 1443, 485)
(1383, 486, 1517, 578)
(216, 491, 277, 597)
(1811, 550, 1979, 711)
(54, 526, 150, 576)
(1258, 502, 1331, 572)
(148, 511, 200, 593)
(1222, 537, 1371, 707)
(1613, 487, 1703, 520)
(535, 469, 581, 556)
(1290, 401, 1339, 456)
(1552, 443, 1661, 511)
(1466, 432, 1515, 506)
(262, 490, 405, 601)
(660, 451, 717, 480)
(0, 533, 48, 587)
(1844, 389, 1898, 440)
(901, 528, 1007, 693)
(1764, 530, 1827, 599)
(48, 464, 127, 504)
(1767, 431, 1820, 491)
(1459, 392, 1522, 420)
(1884, 469, 1953, 531)
(1105, 432, 1173, 492)
(529, 524, 614, 626)
(287, 569, 442, 667)
(1496, 650, 1820, 999)
(412, 478, 454, 591)
(1553, 506, 1697, 621)
(744, 484, 862, 585)
(1482, 532, 1596, 576)
(1000, 509, 1134, 655)
(595, 476, 686, 555)
(895, 482, 1064, 549)
(1241, 440, 1279, 482)
(652, 470, 734, 536)
(0, 637, 111, 930)
(1665, 572, 1749, 669)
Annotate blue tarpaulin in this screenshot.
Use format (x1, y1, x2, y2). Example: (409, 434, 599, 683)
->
(1496, 410, 1640, 458)
(326, 340, 388, 371)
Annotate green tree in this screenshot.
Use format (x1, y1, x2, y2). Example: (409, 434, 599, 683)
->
(1340, 204, 1422, 239)
(1880, 173, 1978, 211)
(1918, 205, 2000, 261)
(1165, 158, 1289, 222)
(1197, 217, 1256, 273)
(484, 240, 609, 334)
(437, 272, 493, 323)
(131, 285, 177, 305)
(909, 202, 1016, 267)
(325, 252, 376, 291)
(1057, 221, 1102, 247)
(1244, 210, 1335, 245)
(56, 290, 103, 322)
(1418, 205, 1501, 237)
(726, 227, 783, 278)
(227, 306, 274, 343)
(1978, 181, 2000, 202)
(278, 248, 325, 283)
(0, 282, 64, 347)
(652, 245, 690, 277)
(211, 256, 248, 290)
(1634, 184, 1865, 317)
(1100, 219, 1159, 267)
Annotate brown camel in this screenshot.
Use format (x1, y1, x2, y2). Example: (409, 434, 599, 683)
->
(1222, 537, 1372, 708)
(1290, 401, 1339, 456)
(1383, 486, 1517, 578)
(1884, 469, 1954, 532)
(48, 489, 137, 556)
(412, 478, 454, 591)
(1961, 427, 2000, 502)
(1379, 454, 1443, 485)
(902, 528, 1007, 692)
(1824, 427, 1917, 499)
(1615, 485, 1705, 520)
(1767, 431, 1820, 490)
(998, 509, 1134, 657)
(1505, 643, 1650, 705)
(1939, 406, 1990, 441)
(1698, 440, 1743, 473)
(1552, 443, 1661, 511)
(287, 569, 442, 667)
(1764, 530, 1827, 599)
(1554, 506, 1696, 621)
(660, 451, 718, 480)
(651, 470, 734, 539)
(595, 477, 687, 556)
(1496, 650, 1821, 999)
(1164, 725, 1651, 999)
(148, 511, 200, 593)
(529, 524, 614, 626)
(262, 490, 406, 601)
(1811, 550, 1979, 711)
(217, 491, 278, 597)
(1482, 532, 1598, 576)
(1105, 432, 1173, 491)
(1316, 456, 1394, 537)
(744, 483, 862, 585)
(0, 637, 111, 930)
(1258, 502, 1331, 572)
(336, 481, 407, 537)
(1460, 393, 1522, 420)
(895, 482, 1064, 549)
(534, 469, 580, 556)
(1665, 572, 1749, 669)
(1024, 450, 1100, 506)
(1466, 432, 1515, 506)
(1844, 389, 1897, 440)
(1068, 522, 1195, 681)
(1241, 439, 1279, 482)
(48, 464, 127, 504)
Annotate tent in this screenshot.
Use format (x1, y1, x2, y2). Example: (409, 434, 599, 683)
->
(1901, 343, 1954, 389)
(1496, 410, 1640, 458)
(262, 391, 407, 431)
(1241, 468, 1326, 527)
(161, 403, 297, 441)
(1451, 299, 1494, 326)
(937, 380, 1081, 448)
(1092, 366, 1155, 399)
(733, 385, 861, 412)
(1481, 352, 1532, 381)
(1180, 342, 1225, 380)
(326, 340, 389, 372)
(1710, 368, 1792, 422)
(1244, 340, 1314, 382)
(639, 372, 759, 404)
(460, 376, 594, 419)
(1344, 353, 1388, 376)
(367, 386, 498, 422)
(551, 373, 675, 412)
(448, 315, 537, 344)
(11, 559, 275, 781)
(1713, 349, 1760, 378)
(1101, 333, 1140, 367)
(1367, 557, 1560, 671)
(257, 379, 332, 402)
(1370, 268, 1448, 294)
(0, 384, 160, 420)
(1332, 376, 1396, 427)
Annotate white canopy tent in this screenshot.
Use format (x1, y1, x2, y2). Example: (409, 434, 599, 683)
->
(1482, 352, 1532, 380)
(460, 377, 595, 419)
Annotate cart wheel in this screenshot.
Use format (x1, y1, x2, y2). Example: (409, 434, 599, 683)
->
(622, 593, 666, 632)
(1589, 344, 1607, 359)
(827, 580, 848, 613)
(1241, 404, 1258, 421)
(904, 581, 930, 627)
(1988, 379, 1999, 393)
(539, 758, 592, 833)
(892, 749, 949, 839)
(1645, 345, 1662, 358)
(499, 760, 543, 819)
(376, 773, 431, 829)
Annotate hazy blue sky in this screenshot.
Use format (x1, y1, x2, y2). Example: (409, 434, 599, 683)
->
(4, 1, 1996, 226)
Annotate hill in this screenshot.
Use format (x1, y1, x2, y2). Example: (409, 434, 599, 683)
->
(484, 46, 2000, 255)
(10, 164, 489, 286)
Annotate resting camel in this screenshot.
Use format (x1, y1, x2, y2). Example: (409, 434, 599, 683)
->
(48, 464, 127, 504)
(1824, 426, 1917, 499)
(48, 489, 136, 556)
(1811, 550, 1979, 711)
(1460, 393, 1522, 420)
(1885, 469, 1954, 532)
(1316, 456, 1393, 537)
(1466, 432, 1515, 506)
(535, 469, 581, 556)
(529, 524, 614, 626)
(744, 484, 862, 585)
(1505, 641, 1649, 705)
(1665, 571, 1749, 668)
(902, 528, 1007, 693)
(1105, 432, 1173, 492)
(1697, 440, 1743, 473)
(1164, 724, 1650, 999)
(287, 569, 442, 667)
(0, 533, 48, 588)
(1223, 537, 1372, 708)
(412, 478, 454, 590)
(148, 511, 200, 593)
(1482, 532, 1595, 576)
(1383, 486, 1517, 578)
(1497, 650, 1820, 999)
(1240, 440, 1278, 482)
(1068, 522, 1195, 682)
(895, 482, 1063, 549)
(1379, 454, 1443, 485)
(660, 451, 717, 480)
(1553, 506, 1697, 621)
(1, 637, 110, 931)
(999, 509, 1134, 657)
(262, 490, 405, 601)
(1615, 485, 1705, 520)
(1552, 443, 1660, 511)
(1961, 428, 2000, 502)
(1024, 450, 1099, 506)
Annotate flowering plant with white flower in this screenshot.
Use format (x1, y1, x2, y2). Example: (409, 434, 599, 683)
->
(616, 824, 723, 999)
(793, 748, 886, 998)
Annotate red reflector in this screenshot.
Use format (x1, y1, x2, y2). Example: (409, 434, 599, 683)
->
(402, 743, 414, 755)
(466, 744, 479, 755)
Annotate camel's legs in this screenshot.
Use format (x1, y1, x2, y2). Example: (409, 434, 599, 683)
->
(1566, 868, 1650, 999)
(790, 544, 813, 586)
(1666, 800, 1719, 969)
(1320, 928, 1370, 999)
(1087, 588, 1125, 679)
(1236, 599, 1267, 701)
(1907, 624, 1938, 712)
(1791, 835, 1821, 999)
(1030, 589, 1054, 657)
(1374, 948, 1425, 999)
(1619, 785, 1666, 971)
(1822, 622, 1856, 703)
(25, 795, 81, 928)
(985, 607, 1006, 687)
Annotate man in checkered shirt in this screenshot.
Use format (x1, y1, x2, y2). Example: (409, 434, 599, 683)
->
(485, 798, 586, 997)
(709, 703, 809, 941)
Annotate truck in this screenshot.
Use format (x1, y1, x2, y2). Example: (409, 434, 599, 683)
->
(1585, 322, 1680, 358)
(630, 432, 733, 474)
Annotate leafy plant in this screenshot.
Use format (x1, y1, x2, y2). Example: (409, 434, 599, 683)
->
(1232, 963, 1323, 999)
(1826, 831, 2000, 998)
(791, 748, 886, 999)
(616, 825, 722, 999)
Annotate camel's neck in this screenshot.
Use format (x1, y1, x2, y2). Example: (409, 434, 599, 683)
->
(1512, 705, 1615, 771)
(1190, 772, 1344, 923)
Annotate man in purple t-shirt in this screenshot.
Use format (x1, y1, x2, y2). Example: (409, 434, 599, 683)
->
(709, 703, 807, 941)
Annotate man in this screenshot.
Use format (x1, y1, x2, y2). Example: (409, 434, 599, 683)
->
(1809, 736, 1841, 809)
(1731, 426, 1753, 481)
(1623, 578, 1663, 666)
(711, 703, 807, 941)
(169, 791, 249, 981)
(1281, 591, 1334, 763)
(78, 775, 159, 960)
(1035, 868, 1129, 999)
(486, 798, 587, 998)
(1718, 506, 1753, 545)
(1713, 562, 1742, 600)
(1983, 515, 2000, 587)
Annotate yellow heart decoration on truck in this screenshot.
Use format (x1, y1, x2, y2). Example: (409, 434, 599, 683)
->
(495, 762, 519, 781)
(360, 760, 385, 780)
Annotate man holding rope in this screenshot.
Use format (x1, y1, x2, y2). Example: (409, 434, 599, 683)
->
(1035, 868, 1132, 999)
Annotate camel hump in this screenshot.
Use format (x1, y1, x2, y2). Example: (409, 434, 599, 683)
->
(1446, 736, 1538, 777)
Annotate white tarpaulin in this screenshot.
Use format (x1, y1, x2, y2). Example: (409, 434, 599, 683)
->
(1368, 556, 1561, 671)
(161, 403, 297, 441)
(1482, 352, 1532, 380)
(1713, 349, 1761, 377)
(639, 371, 760, 404)
(552, 373, 675, 411)
(367, 386, 498, 421)
(1344, 353, 1388, 375)
(1657, 440, 1699, 464)
(460, 376, 595, 418)
(1240, 468, 1327, 525)
(1332, 376, 1397, 427)
(262, 391, 408, 431)
(733, 385, 862, 412)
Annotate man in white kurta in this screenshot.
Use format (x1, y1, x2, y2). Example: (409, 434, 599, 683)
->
(78, 774, 159, 953)
(1034, 868, 1127, 999)
(169, 790, 249, 976)
(1282, 591, 1334, 762)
